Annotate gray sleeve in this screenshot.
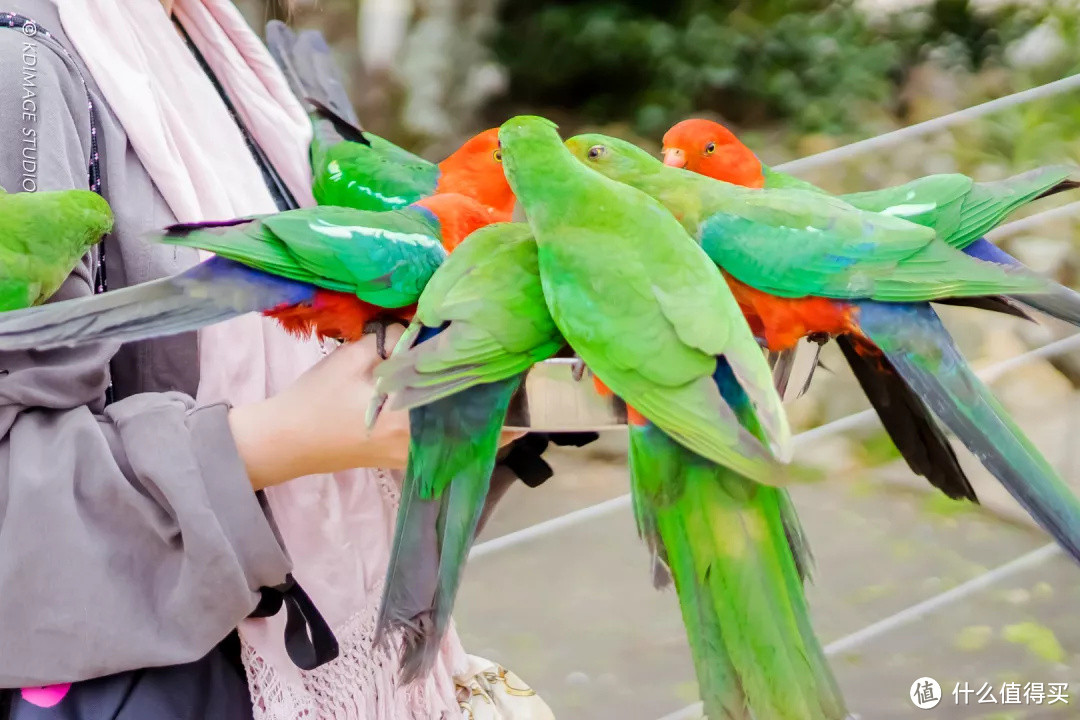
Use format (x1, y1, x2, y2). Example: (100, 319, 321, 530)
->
(0, 28, 292, 686)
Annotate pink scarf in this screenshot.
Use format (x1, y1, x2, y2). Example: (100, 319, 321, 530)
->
(49, 1, 466, 716)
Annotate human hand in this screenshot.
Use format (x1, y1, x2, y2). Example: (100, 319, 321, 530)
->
(229, 326, 411, 490)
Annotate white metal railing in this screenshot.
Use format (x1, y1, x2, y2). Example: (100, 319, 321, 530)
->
(468, 73, 1080, 720)
(776, 73, 1080, 173)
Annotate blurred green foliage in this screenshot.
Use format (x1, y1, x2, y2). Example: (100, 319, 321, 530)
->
(492, 0, 1052, 137)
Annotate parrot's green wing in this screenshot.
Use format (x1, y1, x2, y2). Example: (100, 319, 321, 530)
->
(313, 135, 441, 212)
(0, 189, 113, 310)
(695, 186, 1049, 302)
(839, 173, 971, 242)
(836, 166, 1076, 250)
(945, 165, 1078, 249)
(539, 222, 787, 474)
(160, 205, 446, 308)
(377, 222, 564, 409)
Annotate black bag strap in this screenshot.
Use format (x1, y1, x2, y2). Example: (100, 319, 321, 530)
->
(250, 574, 340, 671)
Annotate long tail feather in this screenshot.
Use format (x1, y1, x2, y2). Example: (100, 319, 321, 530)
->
(291, 30, 363, 128)
(962, 237, 1080, 326)
(629, 423, 844, 720)
(265, 21, 305, 107)
(1038, 178, 1080, 200)
(0, 257, 313, 351)
(377, 374, 523, 682)
(858, 302, 1080, 563)
(934, 295, 1033, 321)
(266, 22, 362, 128)
(836, 334, 976, 501)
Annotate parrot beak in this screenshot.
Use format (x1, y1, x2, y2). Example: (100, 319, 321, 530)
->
(662, 148, 687, 168)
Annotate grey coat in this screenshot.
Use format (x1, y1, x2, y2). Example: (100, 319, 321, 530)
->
(0, 0, 291, 688)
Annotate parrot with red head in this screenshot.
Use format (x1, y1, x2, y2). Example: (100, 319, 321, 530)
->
(660, 117, 1080, 506)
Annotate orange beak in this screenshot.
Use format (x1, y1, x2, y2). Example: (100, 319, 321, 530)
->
(662, 148, 687, 168)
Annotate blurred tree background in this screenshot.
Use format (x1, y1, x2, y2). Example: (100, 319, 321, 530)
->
(236, 0, 1080, 157)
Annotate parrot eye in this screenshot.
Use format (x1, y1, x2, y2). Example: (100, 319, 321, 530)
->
(704, 142, 717, 155)
(587, 145, 606, 160)
(493, 149, 503, 163)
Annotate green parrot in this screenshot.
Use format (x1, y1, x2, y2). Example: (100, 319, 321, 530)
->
(370, 221, 564, 680)
(501, 115, 844, 720)
(0, 186, 113, 311)
(565, 131, 1080, 571)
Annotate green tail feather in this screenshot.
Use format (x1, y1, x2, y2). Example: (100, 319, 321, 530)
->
(858, 301, 1080, 565)
(378, 374, 523, 682)
(629, 423, 845, 720)
(160, 218, 339, 290)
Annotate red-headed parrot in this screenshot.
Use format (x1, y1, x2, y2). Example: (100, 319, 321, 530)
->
(661, 118, 1080, 500)
(662, 118, 1078, 298)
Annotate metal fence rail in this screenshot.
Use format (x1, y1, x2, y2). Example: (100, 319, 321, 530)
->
(776, 73, 1080, 173)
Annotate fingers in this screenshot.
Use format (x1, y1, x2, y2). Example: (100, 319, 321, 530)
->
(324, 323, 407, 379)
(499, 429, 526, 447)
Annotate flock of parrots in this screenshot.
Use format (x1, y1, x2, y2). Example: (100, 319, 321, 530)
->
(4, 21, 1080, 720)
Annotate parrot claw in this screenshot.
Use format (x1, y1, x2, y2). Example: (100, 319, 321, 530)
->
(363, 319, 391, 359)
(570, 357, 587, 382)
(807, 331, 831, 346)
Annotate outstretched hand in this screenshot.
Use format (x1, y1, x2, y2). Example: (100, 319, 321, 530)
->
(230, 326, 525, 491)
(230, 327, 411, 490)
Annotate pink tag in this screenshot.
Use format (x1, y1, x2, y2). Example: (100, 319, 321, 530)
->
(21, 684, 71, 708)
